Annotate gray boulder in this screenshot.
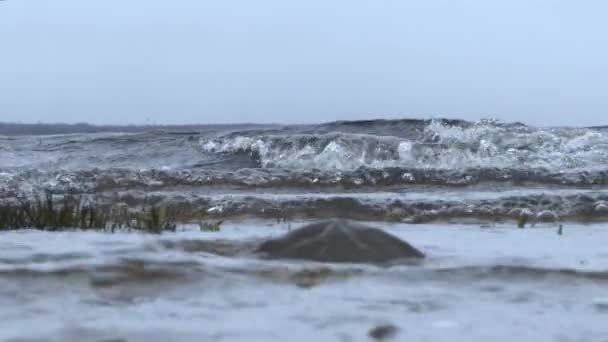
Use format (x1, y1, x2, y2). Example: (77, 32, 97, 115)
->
(257, 220, 424, 263)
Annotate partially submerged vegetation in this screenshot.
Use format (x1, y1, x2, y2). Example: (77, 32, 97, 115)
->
(517, 214, 528, 229)
(0, 192, 178, 233)
(384, 212, 403, 223)
(0, 191, 567, 233)
(0, 193, 106, 230)
(199, 220, 223, 232)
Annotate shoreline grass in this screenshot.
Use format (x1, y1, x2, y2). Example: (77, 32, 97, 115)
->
(0, 192, 178, 233)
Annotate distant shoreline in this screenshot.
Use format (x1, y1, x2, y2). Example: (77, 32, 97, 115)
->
(0, 122, 279, 136)
(1, 119, 606, 136)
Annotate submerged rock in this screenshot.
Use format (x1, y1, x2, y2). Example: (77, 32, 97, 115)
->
(256, 220, 425, 263)
(368, 324, 399, 340)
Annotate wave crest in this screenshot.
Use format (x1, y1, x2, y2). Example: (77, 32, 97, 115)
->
(199, 119, 608, 171)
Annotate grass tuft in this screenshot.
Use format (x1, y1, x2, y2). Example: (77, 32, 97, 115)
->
(199, 220, 223, 232)
(384, 212, 402, 223)
(0, 192, 178, 233)
(517, 214, 528, 229)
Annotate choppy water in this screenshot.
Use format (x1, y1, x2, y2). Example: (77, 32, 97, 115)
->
(2, 118, 608, 341)
(2, 118, 608, 222)
(1, 223, 608, 342)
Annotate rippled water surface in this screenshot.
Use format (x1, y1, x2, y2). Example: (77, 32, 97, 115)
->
(1, 222, 608, 342)
(2, 119, 608, 341)
(3, 119, 608, 223)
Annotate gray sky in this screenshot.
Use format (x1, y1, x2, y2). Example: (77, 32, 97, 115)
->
(1, 0, 607, 126)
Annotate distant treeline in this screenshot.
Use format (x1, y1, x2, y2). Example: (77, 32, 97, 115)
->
(0, 122, 277, 136)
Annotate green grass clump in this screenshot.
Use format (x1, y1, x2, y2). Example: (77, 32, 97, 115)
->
(384, 212, 402, 223)
(199, 220, 223, 232)
(0, 192, 178, 233)
(0, 192, 106, 230)
(0, 201, 26, 230)
(517, 214, 528, 229)
(136, 205, 177, 233)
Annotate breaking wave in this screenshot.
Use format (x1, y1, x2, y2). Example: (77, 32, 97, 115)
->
(3, 118, 608, 222)
(199, 119, 608, 171)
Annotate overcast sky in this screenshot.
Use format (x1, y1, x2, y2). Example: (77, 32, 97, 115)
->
(1, 0, 607, 126)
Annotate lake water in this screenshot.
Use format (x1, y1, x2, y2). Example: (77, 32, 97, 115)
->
(1, 222, 607, 342)
(2, 119, 608, 341)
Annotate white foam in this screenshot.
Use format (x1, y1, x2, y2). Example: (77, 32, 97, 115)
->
(197, 121, 608, 171)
